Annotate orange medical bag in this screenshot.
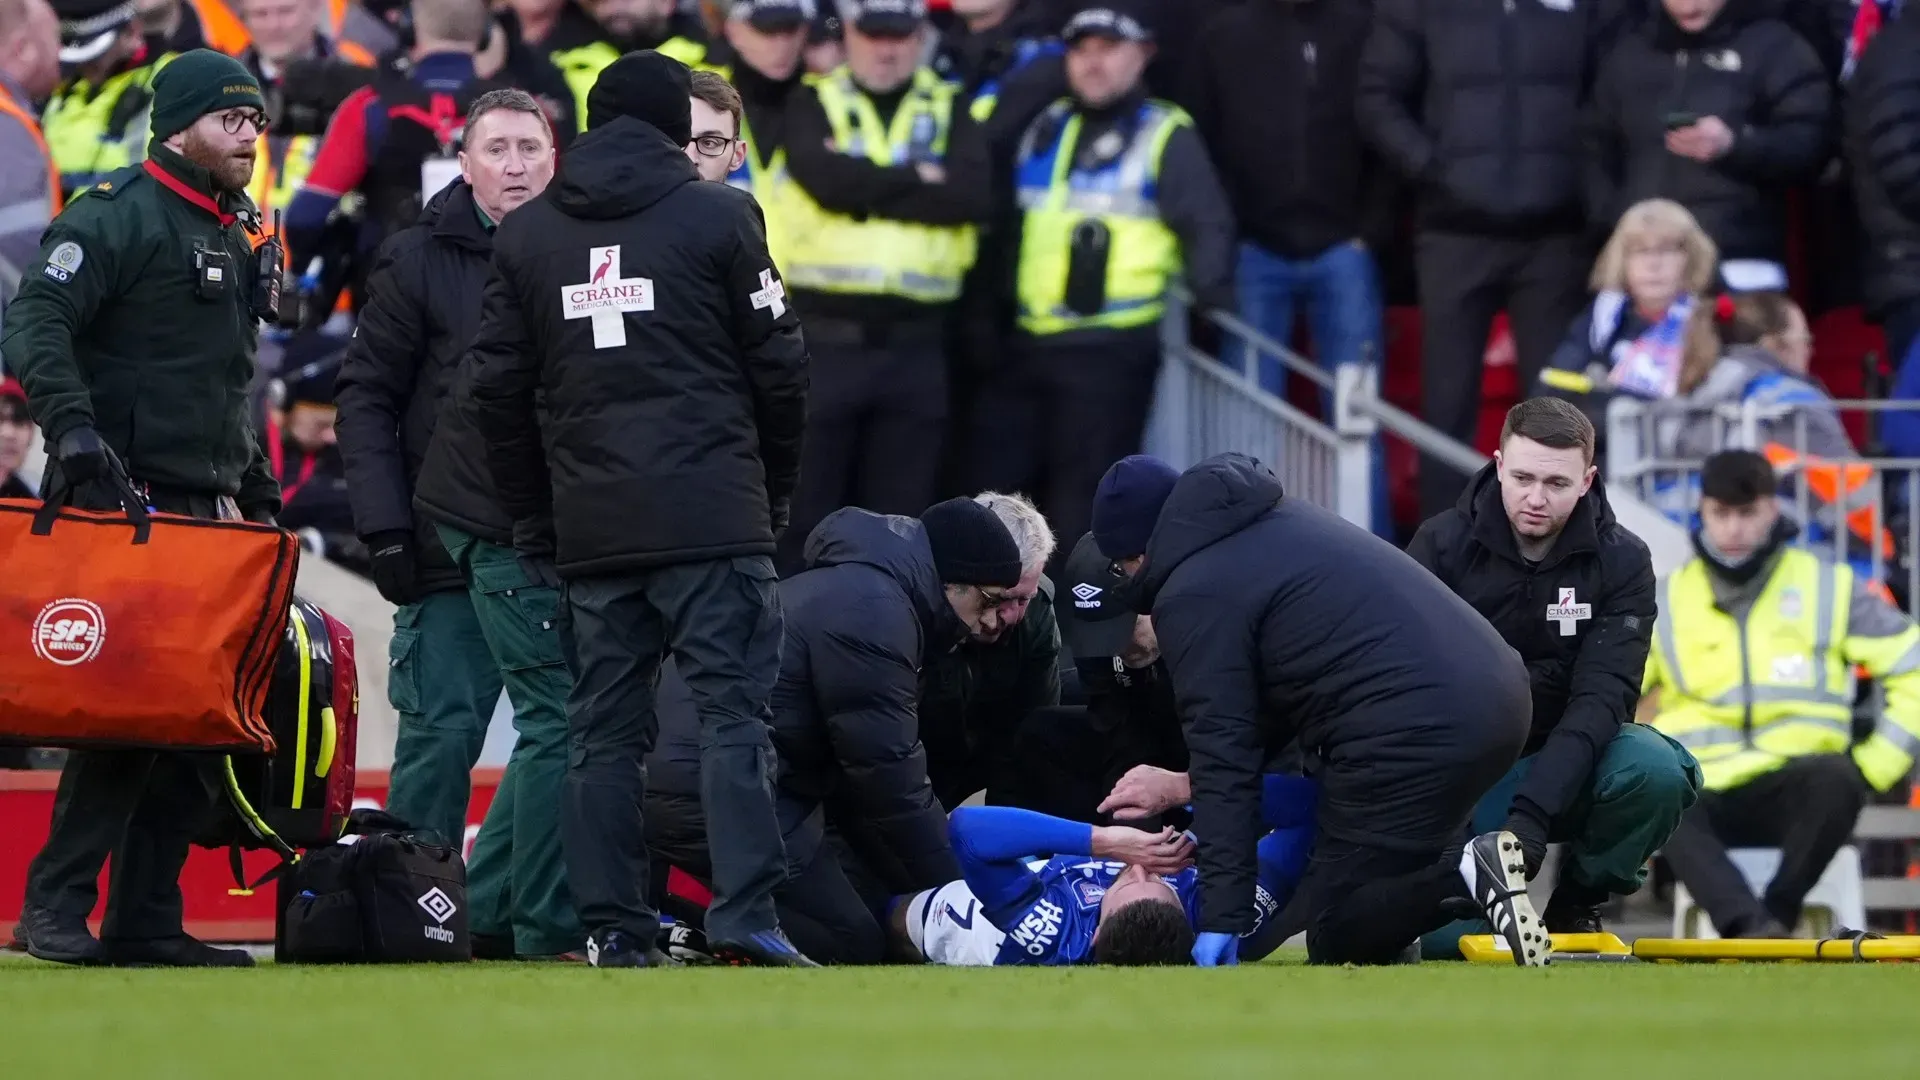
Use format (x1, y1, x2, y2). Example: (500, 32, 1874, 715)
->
(0, 491, 298, 752)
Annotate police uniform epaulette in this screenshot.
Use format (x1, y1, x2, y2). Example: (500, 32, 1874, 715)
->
(78, 165, 146, 199)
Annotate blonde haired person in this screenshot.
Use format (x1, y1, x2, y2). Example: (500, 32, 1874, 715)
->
(1538, 199, 1720, 406)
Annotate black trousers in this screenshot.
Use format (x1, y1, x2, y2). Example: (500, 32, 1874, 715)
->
(778, 320, 948, 575)
(1414, 230, 1590, 518)
(1274, 719, 1528, 966)
(645, 792, 885, 965)
(1661, 754, 1869, 935)
(559, 556, 788, 946)
(966, 328, 1161, 578)
(24, 474, 225, 942)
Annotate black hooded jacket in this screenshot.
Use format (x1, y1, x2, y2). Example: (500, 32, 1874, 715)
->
(335, 180, 496, 594)
(1136, 454, 1530, 935)
(467, 117, 809, 571)
(1357, 0, 1631, 236)
(1407, 463, 1657, 824)
(769, 509, 965, 893)
(1585, 0, 1831, 264)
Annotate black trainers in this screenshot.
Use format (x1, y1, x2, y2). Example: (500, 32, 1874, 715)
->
(659, 922, 718, 966)
(710, 928, 820, 968)
(1542, 884, 1607, 936)
(17, 904, 100, 965)
(1462, 831, 1551, 967)
(586, 929, 677, 969)
(103, 935, 254, 967)
(471, 932, 516, 961)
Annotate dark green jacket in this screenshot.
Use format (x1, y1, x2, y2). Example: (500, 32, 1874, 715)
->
(920, 577, 1063, 809)
(3, 143, 279, 511)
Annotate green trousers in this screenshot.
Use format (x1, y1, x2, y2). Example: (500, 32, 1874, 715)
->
(384, 589, 500, 850)
(1421, 722, 1702, 959)
(437, 525, 583, 956)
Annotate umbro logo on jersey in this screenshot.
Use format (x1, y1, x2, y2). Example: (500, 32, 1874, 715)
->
(1071, 582, 1102, 609)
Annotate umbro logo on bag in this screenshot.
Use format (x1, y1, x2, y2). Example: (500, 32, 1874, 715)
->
(418, 887, 458, 943)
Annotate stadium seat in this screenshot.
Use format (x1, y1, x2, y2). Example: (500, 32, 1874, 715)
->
(1671, 845, 1867, 939)
(1807, 306, 1885, 448)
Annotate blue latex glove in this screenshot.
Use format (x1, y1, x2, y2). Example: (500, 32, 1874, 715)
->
(1193, 932, 1240, 967)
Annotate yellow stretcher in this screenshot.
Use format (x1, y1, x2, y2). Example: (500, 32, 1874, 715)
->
(1460, 932, 1920, 964)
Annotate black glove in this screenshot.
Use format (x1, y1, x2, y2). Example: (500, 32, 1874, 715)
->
(1503, 798, 1552, 880)
(54, 426, 126, 486)
(365, 529, 421, 606)
(242, 505, 278, 527)
(770, 497, 791, 541)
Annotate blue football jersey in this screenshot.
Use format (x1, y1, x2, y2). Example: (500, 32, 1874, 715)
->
(989, 858, 1202, 966)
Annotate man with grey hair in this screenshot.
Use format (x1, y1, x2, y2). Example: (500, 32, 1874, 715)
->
(919, 490, 1063, 809)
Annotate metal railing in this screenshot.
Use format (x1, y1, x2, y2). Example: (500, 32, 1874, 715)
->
(1607, 396, 1920, 613)
(1147, 288, 1487, 532)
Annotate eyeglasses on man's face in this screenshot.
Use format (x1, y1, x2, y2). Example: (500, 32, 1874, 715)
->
(687, 134, 739, 158)
(220, 109, 270, 136)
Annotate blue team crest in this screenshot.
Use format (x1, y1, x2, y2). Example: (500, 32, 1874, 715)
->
(1071, 878, 1106, 911)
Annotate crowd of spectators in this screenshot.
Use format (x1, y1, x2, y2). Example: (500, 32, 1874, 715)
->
(0, 0, 1917, 546)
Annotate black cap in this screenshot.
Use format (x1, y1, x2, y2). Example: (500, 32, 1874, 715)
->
(729, 0, 815, 33)
(1062, 6, 1153, 45)
(837, 0, 925, 37)
(587, 50, 694, 142)
(921, 497, 1022, 588)
(1056, 532, 1138, 660)
(54, 0, 136, 64)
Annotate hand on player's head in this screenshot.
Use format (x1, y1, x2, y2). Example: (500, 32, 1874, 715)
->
(1093, 825, 1194, 875)
(1098, 766, 1189, 821)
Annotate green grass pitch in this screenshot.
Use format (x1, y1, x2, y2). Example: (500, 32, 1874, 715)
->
(2, 956, 1916, 1078)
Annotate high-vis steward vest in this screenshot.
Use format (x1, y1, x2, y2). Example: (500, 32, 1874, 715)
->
(1649, 548, 1920, 792)
(43, 53, 175, 200)
(551, 37, 707, 133)
(1014, 97, 1185, 336)
(250, 132, 322, 242)
(706, 65, 792, 270)
(781, 66, 978, 304)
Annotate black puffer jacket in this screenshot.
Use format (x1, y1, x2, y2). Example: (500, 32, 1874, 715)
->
(1847, 13, 1920, 317)
(335, 180, 493, 594)
(769, 509, 965, 893)
(1407, 464, 1656, 823)
(1188, 0, 1396, 259)
(1137, 454, 1530, 934)
(1357, 0, 1627, 236)
(468, 117, 809, 571)
(1586, 0, 1831, 265)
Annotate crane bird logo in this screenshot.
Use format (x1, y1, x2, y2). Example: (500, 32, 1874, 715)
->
(591, 249, 616, 285)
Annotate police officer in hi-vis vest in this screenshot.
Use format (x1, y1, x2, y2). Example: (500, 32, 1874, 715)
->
(45, 0, 176, 200)
(1649, 450, 1920, 938)
(972, 2, 1232, 571)
(546, 0, 707, 132)
(702, 0, 813, 270)
(777, 0, 992, 574)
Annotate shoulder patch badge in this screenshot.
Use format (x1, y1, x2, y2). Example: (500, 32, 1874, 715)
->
(42, 241, 83, 283)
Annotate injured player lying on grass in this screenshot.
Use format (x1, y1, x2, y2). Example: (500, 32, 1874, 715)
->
(891, 776, 1316, 966)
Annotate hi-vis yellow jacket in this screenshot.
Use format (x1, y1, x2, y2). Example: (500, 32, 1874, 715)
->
(1646, 547, 1920, 793)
